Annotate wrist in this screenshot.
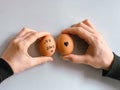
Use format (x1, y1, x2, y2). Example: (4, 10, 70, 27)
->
(1, 55, 16, 73)
(103, 52, 114, 70)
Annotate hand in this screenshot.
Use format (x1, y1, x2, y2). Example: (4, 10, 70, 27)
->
(62, 19, 114, 70)
(1, 28, 53, 73)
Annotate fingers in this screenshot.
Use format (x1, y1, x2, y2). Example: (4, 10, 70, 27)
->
(62, 54, 90, 64)
(31, 57, 53, 66)
(62, 27, 92, 44)
(24, 32, 50, 48)
(71, 23, 94, 33)
(16, 28, 36, 38)
(71, 19, 97, 33)
(71, 19, 96, 29)
(82, 19, 96, 30)
(16, 28, 50, 49)
(78, 23, 96, 33)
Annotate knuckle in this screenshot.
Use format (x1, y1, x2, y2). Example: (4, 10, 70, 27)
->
(92, 34, 99, 43)
(32, 32, 39, 37)
(77, 27, 82, 31)
(12, 39, 23, 48)
(77, 27, 84, 35)
(78, 23, 82, 26)
(12, 39, 19, 45)
(77, 27, 84, 34)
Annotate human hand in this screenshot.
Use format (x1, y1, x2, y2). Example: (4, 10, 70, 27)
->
(62, 19, 114, 70)
(1, 28, 53, 73)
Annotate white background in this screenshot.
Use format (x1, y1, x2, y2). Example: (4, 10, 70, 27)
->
(0, 0, 120, 90)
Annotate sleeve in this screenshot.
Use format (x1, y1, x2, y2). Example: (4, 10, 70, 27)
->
(0, 58, 14, 83)
(102, 53, 120, 80)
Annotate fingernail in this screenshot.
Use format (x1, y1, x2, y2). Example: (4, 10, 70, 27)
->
(61, 30, 65, 33)
(71, 24, 75, 27)
(62, 56, 69, 61)
(50, 58, 53, 61)
(80, 22, 83, 25)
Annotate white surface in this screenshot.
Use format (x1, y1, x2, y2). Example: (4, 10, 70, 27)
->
(0, 0, 120, 90)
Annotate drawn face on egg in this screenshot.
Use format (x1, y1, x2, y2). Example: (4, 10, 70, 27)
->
(44, 39, 55, 53)
(39, 35, 56, 56)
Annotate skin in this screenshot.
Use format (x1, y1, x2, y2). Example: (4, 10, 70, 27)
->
(62, 19, 114, 70)
(1, 28, 53, 74)
(1, 19, 114, 74)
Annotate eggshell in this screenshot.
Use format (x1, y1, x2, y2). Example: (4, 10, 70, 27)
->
(57, 34, 74, 55)
(39, 35, 56, 56)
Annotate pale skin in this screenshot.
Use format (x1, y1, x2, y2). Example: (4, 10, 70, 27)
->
(62, 19, 114, 70)
(1, 19, 114, 74)
(1, 28, 53, 74)
(62, 20, 114, 70)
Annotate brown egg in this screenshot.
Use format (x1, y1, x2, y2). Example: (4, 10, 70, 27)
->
(57, 34, 74, 55)
(39, 35, 56, 56)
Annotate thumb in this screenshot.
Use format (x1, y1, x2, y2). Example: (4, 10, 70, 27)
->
(31, 57, 53, 66)
(62, 54, 90, 64)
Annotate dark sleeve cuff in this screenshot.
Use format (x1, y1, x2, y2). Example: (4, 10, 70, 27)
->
(0, 58, 14, 83)
(102, 53, 120, 80)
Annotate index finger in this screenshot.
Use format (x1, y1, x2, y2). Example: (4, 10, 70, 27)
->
(62, 27, 92, 44)
(16, 28, 37, 38)
(24, 32, 50, 48)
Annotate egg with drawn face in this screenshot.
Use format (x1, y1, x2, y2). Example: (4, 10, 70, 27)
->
(57, 34, 74, 55)
(39, 35, 56, 56)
